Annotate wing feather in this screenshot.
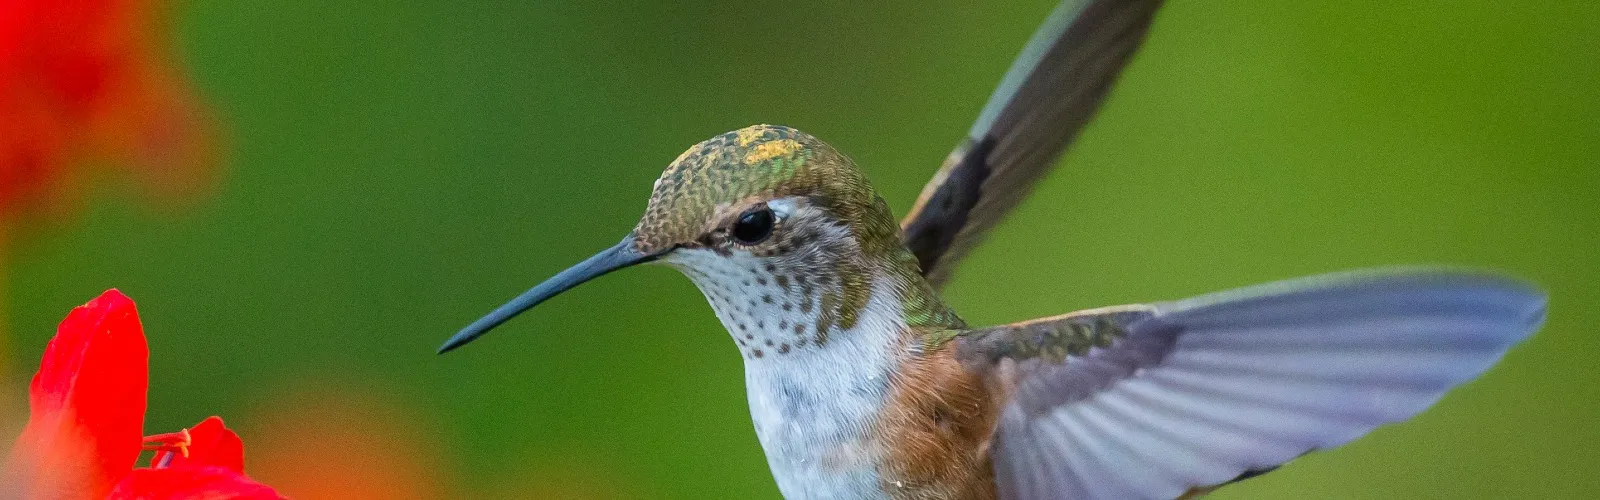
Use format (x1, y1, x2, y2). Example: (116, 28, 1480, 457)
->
(902, 0, 1165, 287)
(958, 268, 1546, 499)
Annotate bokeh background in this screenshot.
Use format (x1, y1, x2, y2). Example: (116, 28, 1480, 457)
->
(4, 0, 1598, 498)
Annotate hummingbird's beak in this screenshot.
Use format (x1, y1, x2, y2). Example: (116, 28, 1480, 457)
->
(437, 234, 662, 354)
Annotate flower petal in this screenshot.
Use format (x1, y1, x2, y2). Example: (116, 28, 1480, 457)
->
(4, 289, 149, 498)
(152, 417, 244, 473)
(108, 466, 282, 500)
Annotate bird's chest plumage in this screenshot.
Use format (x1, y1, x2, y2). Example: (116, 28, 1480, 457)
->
(670, 249, 902, 496)
(741, 333, 999, 500)
(669, 246, 993, 498)
(728, 283, 906, 499)
(744, 345, 895, 498)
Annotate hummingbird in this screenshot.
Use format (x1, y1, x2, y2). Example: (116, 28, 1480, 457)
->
(439, 0, 1547, 498)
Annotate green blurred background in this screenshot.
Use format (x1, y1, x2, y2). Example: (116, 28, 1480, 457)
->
(7, 0, 1598, 497)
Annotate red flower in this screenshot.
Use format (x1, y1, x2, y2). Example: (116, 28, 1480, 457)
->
(0, 0, 215, 220)
(2, 290, 280, 499)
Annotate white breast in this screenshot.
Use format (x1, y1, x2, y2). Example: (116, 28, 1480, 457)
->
(667, 248, 906, 498)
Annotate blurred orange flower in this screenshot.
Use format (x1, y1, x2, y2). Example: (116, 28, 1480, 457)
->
(243, 386, 635, 499)
(2, 290, 279, 499)
(0, 0, 215, 220)
(245, 389, 451, 500)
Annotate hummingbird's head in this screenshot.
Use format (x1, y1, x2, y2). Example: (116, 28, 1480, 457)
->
(631, 124, 891, 255)
(439, 125, 958, 355)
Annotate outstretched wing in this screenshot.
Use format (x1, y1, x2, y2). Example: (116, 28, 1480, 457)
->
(901, 0, 1164, 288)
(954, 269, 1546, 500)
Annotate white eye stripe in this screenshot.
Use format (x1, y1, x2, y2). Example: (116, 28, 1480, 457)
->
(766, 198, 798, 221)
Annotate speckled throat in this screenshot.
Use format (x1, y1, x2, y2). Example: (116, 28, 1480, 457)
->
(662, 196, 882, 357)
(665, 245, 938, 497)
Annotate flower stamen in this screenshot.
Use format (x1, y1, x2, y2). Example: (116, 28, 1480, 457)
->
(142, 427, 193, 465)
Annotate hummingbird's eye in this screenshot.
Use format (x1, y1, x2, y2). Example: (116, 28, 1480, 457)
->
(732, 206, 776, 245)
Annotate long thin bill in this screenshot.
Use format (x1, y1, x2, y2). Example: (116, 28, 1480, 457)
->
(438, 236, 659, 353)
